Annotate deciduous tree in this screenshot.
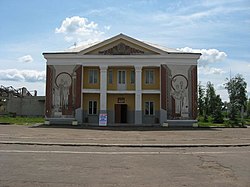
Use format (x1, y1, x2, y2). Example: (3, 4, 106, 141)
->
(225, 74, 247, 123)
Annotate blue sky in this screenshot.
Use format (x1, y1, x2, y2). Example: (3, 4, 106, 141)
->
(0, 0, 249, 100)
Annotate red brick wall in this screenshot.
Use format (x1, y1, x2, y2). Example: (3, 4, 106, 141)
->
(191, 66, 198, 119)
(45, 65, 53, 117)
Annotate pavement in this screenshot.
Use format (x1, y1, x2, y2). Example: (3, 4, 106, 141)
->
(1, 124, 250, 187)
(0, 124, 250, 147)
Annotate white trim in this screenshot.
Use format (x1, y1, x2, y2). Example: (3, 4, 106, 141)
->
(135, 65, 142, 111)
(100, 65, 108, 111)
(82, 89, 160, 94)
(142, 90, 160, 94)
(44, 54, 200, 60)
(107, 90, 135, 94)
(80, 66, 83, 109)
(45, 57, 198, 66)
(82, 89, 100, 93)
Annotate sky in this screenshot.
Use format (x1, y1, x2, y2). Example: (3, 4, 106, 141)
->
(0, 0, 249, 100)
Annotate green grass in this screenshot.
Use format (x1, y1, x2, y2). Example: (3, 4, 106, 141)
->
(0, 116, 44, 125)
(245, 118, 250, 125)
(198, 121, 226, 127)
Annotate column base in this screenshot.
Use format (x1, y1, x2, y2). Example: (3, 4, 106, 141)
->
(135, 110, 142, 124)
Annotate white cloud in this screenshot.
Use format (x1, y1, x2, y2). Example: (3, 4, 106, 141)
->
(0, 69, 45, 82)
(55, 16, 104, 43)
(178, 47, 227, 66)
(198, 66, 225, 75)
(104, 25, 111, 30)
(18, 55, 33, 63)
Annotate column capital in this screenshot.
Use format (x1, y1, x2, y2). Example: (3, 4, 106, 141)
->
(134, 65, 142, 71)
(100, 65, 108, 71)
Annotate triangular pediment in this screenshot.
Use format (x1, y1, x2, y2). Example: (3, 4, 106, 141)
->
(98, 42, 145, 55)
(79, 34, 167, 55)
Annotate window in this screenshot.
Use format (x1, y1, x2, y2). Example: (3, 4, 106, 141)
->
(88, 69, 98, 84)
(145, 70, 154, 84)
(108, 70, 113, 84)
(118, 70, 126, 84)
(145, 101, 154, 115)
(130, 70, 135, 84)
(89, 101, 97, 115)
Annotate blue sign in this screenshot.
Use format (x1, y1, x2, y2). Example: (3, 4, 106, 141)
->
(99, 113, 107, 126)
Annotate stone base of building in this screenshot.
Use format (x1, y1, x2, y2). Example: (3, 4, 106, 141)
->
(45, 118, 76, 125)
(164, 120, 198, 127)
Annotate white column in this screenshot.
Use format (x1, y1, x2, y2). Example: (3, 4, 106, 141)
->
(135, 65, 142, 124)
(100, 65, 108, 113)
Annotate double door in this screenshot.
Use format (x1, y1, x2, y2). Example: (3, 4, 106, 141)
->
(115, 104, 127, 123)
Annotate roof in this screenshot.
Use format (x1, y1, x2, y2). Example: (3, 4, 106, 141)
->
(43, 33, 201, 55)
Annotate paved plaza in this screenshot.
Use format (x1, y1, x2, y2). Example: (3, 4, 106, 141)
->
(0, 124, 250, 145)
(0, 125, 250, 187)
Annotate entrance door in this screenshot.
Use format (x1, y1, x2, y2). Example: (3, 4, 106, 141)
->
(115, 104, 127, 123)
(117, 70, 126, 90)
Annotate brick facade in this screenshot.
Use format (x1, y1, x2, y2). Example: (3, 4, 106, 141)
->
(191, 66, 198, 119)
(45, 65, 53, 117)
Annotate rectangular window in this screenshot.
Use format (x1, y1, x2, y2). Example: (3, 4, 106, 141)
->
(145, 101, 154, 115)
(145, 70, 154, 84)
(118, 70, 126, 84)
(130, 70, 135, 84)
(88, 69, 98, 84)
(108, 70, 113, 84)
(88, 101, 97, 115)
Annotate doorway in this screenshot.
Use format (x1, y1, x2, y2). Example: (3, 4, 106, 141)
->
(115, 104, 127, 123)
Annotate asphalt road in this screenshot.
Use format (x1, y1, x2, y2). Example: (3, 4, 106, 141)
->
(0, 144, 250, 187)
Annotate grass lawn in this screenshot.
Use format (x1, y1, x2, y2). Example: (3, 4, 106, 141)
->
(0, 116, 44, 125)
(198, 121, 226, 127)
(245, 118, 250, 125)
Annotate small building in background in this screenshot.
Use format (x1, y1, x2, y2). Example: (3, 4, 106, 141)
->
(0, 85, 45, 117)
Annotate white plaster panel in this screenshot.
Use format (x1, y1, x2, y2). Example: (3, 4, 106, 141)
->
(168, 64, 192, 118)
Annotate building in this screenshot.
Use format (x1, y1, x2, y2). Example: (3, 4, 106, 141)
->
(0, 85, 45, 117)
(43, 34, 201, 126)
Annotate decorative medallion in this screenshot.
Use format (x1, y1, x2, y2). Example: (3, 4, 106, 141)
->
(99, 42, 144, 55)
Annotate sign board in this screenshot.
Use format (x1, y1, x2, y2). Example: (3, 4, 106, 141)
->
(99, 113, 107, 126)
(117, 97, 125, 103)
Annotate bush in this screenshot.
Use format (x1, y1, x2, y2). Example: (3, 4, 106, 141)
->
(224, 118, 245, 127)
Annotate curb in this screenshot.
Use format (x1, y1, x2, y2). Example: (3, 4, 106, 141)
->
(0, 141, 250, 148)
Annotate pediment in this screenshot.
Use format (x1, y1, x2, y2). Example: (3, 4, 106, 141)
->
(99, 42, 144, 55)
(79, 34, 166, 55)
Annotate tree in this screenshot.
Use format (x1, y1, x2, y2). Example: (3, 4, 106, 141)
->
(198, 82, 205, 116)
(225, 74, 247, 124)
(205, 81, 217, 116)
(213, 95, 224, 123)
(201, 81, 223, 123)
(247, 99, 250, 117)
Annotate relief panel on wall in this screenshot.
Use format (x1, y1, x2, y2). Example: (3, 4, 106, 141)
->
(171, 74, 189, 118)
